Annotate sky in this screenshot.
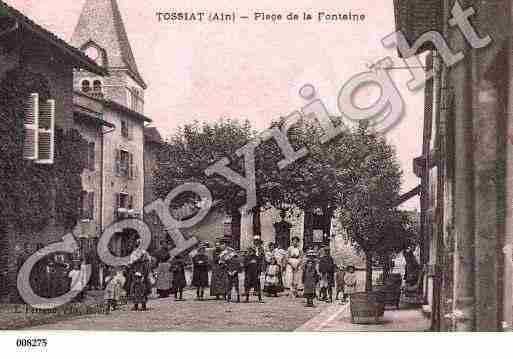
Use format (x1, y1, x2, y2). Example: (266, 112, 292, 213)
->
(6, 0, 425, 209)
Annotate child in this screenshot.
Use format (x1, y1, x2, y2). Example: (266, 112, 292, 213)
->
(68, 262, 83, 302)
(302, 251, 320, 307)
(130, 272, 147, 311)
(104, 268, 125, 312)
(264, 257, 281, 297)
(318, 247, 335, 302)
(192, 245, 210, 300)
(171, 254, 187, 301)
(343, 265, 358, 301)
(244, 247, 263, 302)
(225, 253, 242, 302)
(335, 266, 346, 301)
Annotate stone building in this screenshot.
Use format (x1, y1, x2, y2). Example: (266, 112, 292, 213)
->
(70, 0, 151, 259)
(143, 126, 166, 251)
(0, 0, 107, 301)
(393, 0, 513, 331)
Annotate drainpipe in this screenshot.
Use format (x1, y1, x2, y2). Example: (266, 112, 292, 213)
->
(503, 0, 513, 332)
(101, 126, 115, 233)
(450, 0, 476, 332)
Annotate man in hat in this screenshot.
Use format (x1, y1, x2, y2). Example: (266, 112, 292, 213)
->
(318, 246, 336, 302)
(192, 242, 210, 300)
(130, 272, 148, 311)
(253, 235, 265, 293)
(244, 247, 263, 302)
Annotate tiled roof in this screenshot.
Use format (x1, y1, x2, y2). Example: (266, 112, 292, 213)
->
(104, 99, 152, 123)
(144, 127, 163, 143)
(0, 0, 107, 76)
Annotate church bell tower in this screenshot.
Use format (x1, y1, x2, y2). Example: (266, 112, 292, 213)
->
(71, 0, 146, 113)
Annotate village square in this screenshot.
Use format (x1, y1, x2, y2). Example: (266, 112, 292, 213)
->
(0, 0, 512, 333)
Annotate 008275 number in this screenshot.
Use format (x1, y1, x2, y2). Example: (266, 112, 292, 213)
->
(16, 338, 48, 348)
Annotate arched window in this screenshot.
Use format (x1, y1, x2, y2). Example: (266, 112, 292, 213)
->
(81, 80, 91, 93)
(93, 80, 102, 94)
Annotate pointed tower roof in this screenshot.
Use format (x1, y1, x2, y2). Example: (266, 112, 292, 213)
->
(71, 0, 146, 89)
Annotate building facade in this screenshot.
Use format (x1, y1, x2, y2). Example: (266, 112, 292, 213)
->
(0, 0, 107, 301)
(393, 0, 512, 331)
(70, 0, 151, 259)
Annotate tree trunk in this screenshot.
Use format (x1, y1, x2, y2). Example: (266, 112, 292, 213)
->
(303, 209, 314, 251)
(252, 207, 261, 236)
(365, 251, 373, 292)
(230, 209, 241, 250)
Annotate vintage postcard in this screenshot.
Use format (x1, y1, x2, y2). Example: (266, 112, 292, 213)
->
(0, 0, 512, 346)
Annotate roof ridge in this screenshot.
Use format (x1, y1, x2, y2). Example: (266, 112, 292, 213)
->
(0, 0, 106, 76)
(109, 0, 146, 88)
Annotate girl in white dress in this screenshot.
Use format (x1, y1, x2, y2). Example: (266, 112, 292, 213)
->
(284, 237, 303, 297)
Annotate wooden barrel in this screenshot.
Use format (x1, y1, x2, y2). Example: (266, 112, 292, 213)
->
(349, 291, 385, 324)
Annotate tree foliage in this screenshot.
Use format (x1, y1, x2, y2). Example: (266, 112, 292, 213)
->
(154, 117, 415, 287)
(154, 119, 254, 212)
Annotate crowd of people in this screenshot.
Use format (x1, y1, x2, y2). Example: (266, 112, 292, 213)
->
(13, 233, 423, 314)
(100, 235, 362, 312)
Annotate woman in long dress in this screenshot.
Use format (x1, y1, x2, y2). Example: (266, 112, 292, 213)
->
(284, 237, 303, 297)
(155, 260, 173, 298)
(210, 242, 228, 300)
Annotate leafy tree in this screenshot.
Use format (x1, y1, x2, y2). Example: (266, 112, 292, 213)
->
(255, 117, 351, 211)
(153, 119, 255, 242)
(372, 209, 419, 283)
(154, 116, 408, 289)
(336, 124, 404, 290)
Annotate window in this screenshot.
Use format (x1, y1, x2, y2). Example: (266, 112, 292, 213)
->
(128, 87, 143, 113)
(120, 150, 129, 177)
(81, 80, 91, 93)
(119, 193, 129, 209)
(128, 195, 134, 210)
(114, 193, 135, 218)
(23, 93, 55, 164)
(130, 88, 137, 112)
(115, 149, 135, 179)
(92, 80, 103, 97)
(121, 119, 129, 138)
(87, 141, 95, 171)
(79, 191, 95, 220)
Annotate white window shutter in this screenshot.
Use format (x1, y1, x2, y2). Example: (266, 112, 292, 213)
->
(88, 142, 95, 171)
(23, 93, 39, 160)
(128, 121, 133, 140)
(129, 152, 134, 179)
(79, 190, 86, 219)
(114, 193, 120, 218)
(89, 192, 95, 219)
(36, 99, 55, 164)
(115, 149, 120, 176)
